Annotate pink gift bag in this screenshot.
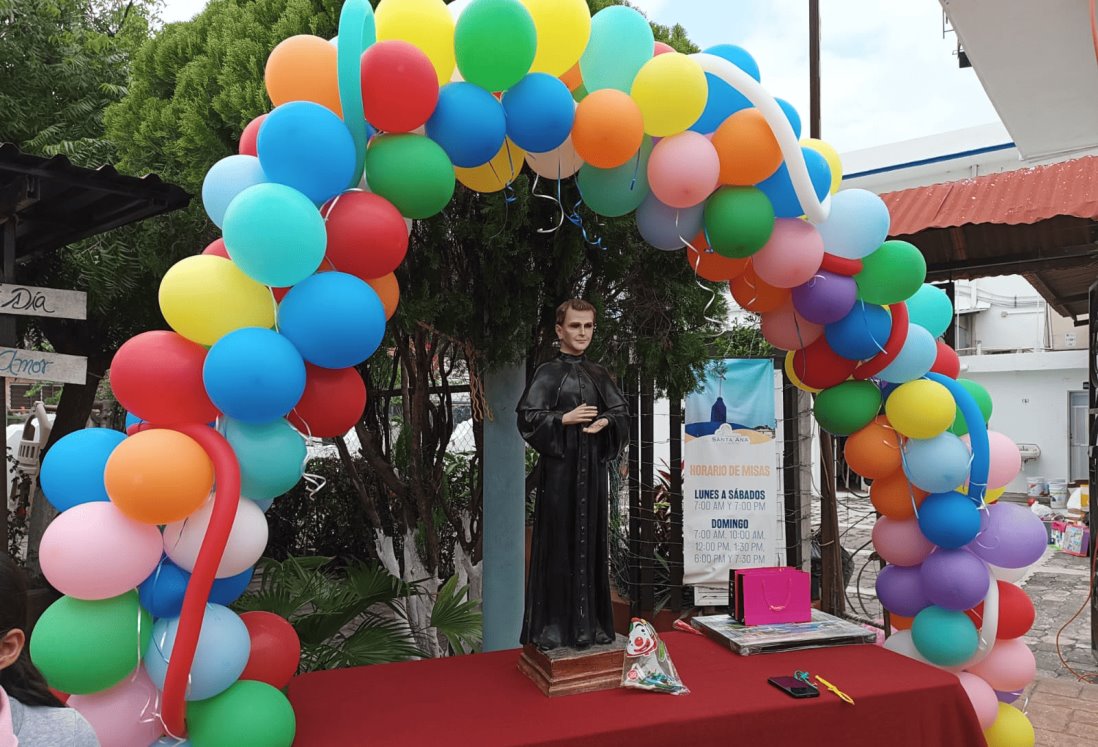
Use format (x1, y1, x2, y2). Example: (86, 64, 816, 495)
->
(732, 567, 811, 626)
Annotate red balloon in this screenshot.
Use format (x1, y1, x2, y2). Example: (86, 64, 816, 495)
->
(323, 192, 409, 280)
(930, 339, 960, 379)
(238, 114, 267, 157)
(202, 238, 229, 258)
(111, 331, 219, 424)
(288, 364, 367, 438)
(966, 581, 1036, 640)
(360, 40, 439, 133)
(791, 337, 858, 390)
(239, 611, 301, 690)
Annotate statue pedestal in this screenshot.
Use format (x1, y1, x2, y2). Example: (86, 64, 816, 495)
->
(517, 635, 627, 697)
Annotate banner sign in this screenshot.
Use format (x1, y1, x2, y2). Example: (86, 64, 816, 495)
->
(0, 347, 87, 385)
(0, 284, 87, 321)
(683, 359, 782, 604)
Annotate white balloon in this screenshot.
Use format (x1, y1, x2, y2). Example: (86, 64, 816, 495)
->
(163, 497, 268, 578)
(882, 630, 930, 663)
(989, 563, 1030, 583)
(527, 135, 585, 180)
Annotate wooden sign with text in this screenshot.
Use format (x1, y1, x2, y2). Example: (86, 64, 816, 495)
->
(0, 283, 87, 321)
(0, 347, 87, 385)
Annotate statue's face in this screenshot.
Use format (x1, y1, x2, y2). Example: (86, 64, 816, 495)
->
(556, 308, 595, 356)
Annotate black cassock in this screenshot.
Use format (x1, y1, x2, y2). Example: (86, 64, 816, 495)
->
(516, 353, 630, 650)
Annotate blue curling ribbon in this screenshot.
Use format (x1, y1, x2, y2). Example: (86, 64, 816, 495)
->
(925, 372, 989, 505)
(566, 199, 604, 250)
(337, 0, 376, 188)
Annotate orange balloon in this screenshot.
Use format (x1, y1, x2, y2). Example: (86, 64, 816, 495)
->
(571, 89, 644, 169)
(104, 429, 215, 525)
(367, 273, 400, 320)
(870, 470, 929, 519)
(265, 35, 342, 115)
(890, 614, 913, 631)
(711, 109, 783, 186)
(560, 62, 583, 92)
(685, 232, 748, 282)
(730, 264, 789, 312)
(845, 416, 903, 480)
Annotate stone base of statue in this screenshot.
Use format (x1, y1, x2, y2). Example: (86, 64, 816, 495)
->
(517, 635, 627, 697)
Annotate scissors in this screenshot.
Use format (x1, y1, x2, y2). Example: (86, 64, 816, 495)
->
(814, 675, 855, 705)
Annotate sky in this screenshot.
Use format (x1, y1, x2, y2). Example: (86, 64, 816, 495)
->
(159, 0, 1002, 154)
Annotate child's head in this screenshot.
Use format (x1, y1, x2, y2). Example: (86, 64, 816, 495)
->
(0, 552, 61, 707)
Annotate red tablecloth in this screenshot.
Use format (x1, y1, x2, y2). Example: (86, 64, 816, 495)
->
(287, 632, 986, 746)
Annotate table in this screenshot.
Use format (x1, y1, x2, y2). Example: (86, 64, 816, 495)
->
(287, 631, 986, 746)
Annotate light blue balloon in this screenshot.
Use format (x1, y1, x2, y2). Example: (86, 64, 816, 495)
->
(150, 738, 191, 746)
(144, 604, 250, 701)
(777, 98, 802, 139)
(911, 605, 979, 667)
(502, 73, 574, 154)
(635, 193, 704, 251)
(903, 432, 971, 494)
(757, 146, 830, 217)
(689, 45, 760, 134)
(123, 411, 144, 430)
(815, 188, 891, 260)
(877, 324, 937, 383)
(577, 137, 653, 218)
(203, 328, 306, 424)
(40, 428, 127, 512)
(906, 284, 954, 339)
(257, 101, 356, 204)
(580, 6, 654, 93)
(252, 498, 274, 512)
(277, 272, 386, 369)
(426, 82, 506, 168)
(222, 183, 326, 288)
(201, 155, 267, 228)
(224, 418, 306, 501)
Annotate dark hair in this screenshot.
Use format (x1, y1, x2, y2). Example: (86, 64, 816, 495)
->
(0, 552, 62, 707)
(555, 298, 596, 326)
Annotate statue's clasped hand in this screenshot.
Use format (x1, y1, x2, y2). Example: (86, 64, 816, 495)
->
(563, 404, 599, 427)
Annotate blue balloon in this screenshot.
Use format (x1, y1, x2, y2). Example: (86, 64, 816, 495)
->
(502, 74, 574, 154)
(203, 328, 306, 423)
(426, 83, 506, 168)
(139, 558, 190, 619)
(209, 566, 254, 607)
(777, 98, 801, 139)
(150, 739, 192, 747)
(689, 44, 760, 134)
(201, 155, 267, 228)
(252, 498, 275, 513)
(145, 604, 251, 701)
(927, 372, 990, 503)
(224, 418, 306, 500)
(635, 193, 704, 251)
(815, 188, 891, 260)
(757, 146, 831, 217)
(39, 428, 127, 512)
(917, 491, 982, 549)
(877, 324, 937, 383)
(257, 101, 356, 204)
(825, 302, 892, 361)
(903, 432, 971, 494)
(222, 183, 327, 288)
(123, 411, 144, 430)
(277, 272, 386, 369)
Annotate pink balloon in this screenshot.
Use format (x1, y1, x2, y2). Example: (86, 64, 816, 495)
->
(955, 672, 999, 730)
(69, 668, 164, 746)
(966, 638, 1036, 692)
(960, 431, 1022, 490)
(39, 502, 163, 600)
(759, 300, 823, 351)
(872, 517, 935, 567)
(751, 219, 825, 289)
(646, 131, 720, 209)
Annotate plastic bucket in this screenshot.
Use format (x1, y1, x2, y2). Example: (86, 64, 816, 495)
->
(1048, 479, 1068, 509)
(1026, 476, 1045, 498)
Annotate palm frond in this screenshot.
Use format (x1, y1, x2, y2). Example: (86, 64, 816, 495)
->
(429, 575, 483, 655)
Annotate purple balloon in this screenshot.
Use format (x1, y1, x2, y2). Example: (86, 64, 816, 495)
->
(635, 193, 705, 252)
(995, 688, 1023, 704)
(919, 549, 990, 611)
(792, 270, 857, 324)
(876, 563, 931, 617)
(968, 502, 1048, 569)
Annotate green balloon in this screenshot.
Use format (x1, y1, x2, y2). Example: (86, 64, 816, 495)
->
(577, 137, 653, 218)
(906, 283, 953, 338)
(855, 240, 927, 305)
(30, 591, 152, 695)
(948, 378, 993, 436)
(187, 681, 296, 747)
(814, 381, 882, 436)
(365, 134, 455, 219)
(580, 5, 654, 93)
(572, 82, 588, 103)
(703, 187, 775, 258)
(454, 0, 536, 92)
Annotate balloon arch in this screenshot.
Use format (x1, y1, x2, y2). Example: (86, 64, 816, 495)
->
(28, 1, 1042, 744)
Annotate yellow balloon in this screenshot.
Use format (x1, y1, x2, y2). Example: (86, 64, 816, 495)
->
(959, 484, 1006, 504)
(158, 255, 275, 346)
(456, 140, 525, 193)
(802, 137, 843, 194)
(521, 0, 592, 77)
(885, 380, 954, 439)
(376, 0, 456, 85)
(630, 53, 708, 137)
(784, 351, 821, 394)
(983, 704, 1034, 747)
